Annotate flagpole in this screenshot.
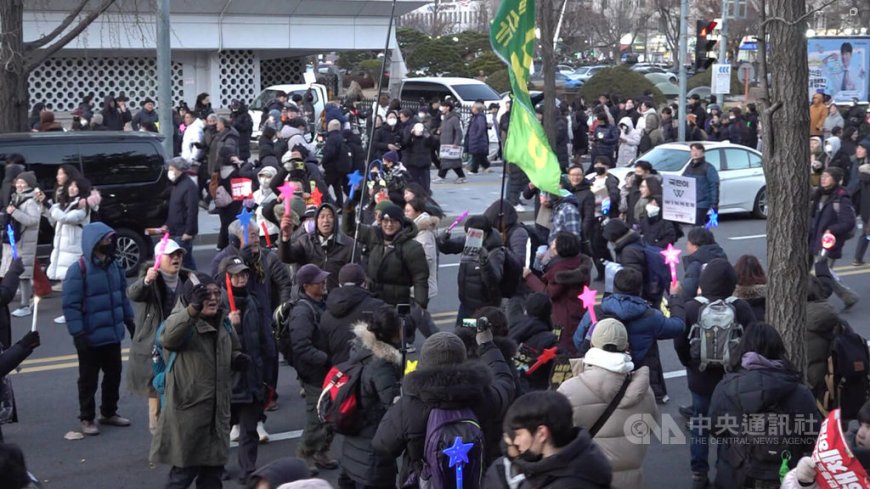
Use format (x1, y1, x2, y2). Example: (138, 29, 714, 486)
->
(497, 101, 510, 234)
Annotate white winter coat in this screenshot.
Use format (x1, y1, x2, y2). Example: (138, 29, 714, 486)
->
(181, 118, 205, 162)
(616, 116, 641, 168)
(413, 212, 440, 299)
(0, 191, 41, 279)
(46, 199, 89, 280)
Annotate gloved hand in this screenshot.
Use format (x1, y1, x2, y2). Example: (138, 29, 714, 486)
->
(17, 331, 40, 350)
(231, 353, 251, 372)
(477, 246, 489, 264)
(795, 456, 816, 484)
(7, 258, 24, 276)
(73, 334, 88, 351)
(188, 284, 210, 313)
(124, 319, 136, 337)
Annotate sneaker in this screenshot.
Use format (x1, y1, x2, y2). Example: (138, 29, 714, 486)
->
(432, 177, 445, 184)
(679, 405, 694, 418)
(230, 424, 240, 442)
(81, 420, 100, 436)
(514, 203, 527, 212)
(853, 260, 865, 267)
(455, 177, 466, 184)
(257, 421, 269, 443)
(98, 415, 131, 426)
(264, 399, 279, 412)
(11, 306, 31, 318)
(404, 343, 416, 354)
(483, 168, 494, 173)
(313, 451, 339, 470)
(692, 472, 710, 489)
(656, 395, 670, 404)
(467, 170, 479, 175)
(53, 315, 66, 324)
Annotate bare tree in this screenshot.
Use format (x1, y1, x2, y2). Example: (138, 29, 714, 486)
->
(588, 0, 646, 63)
(654, 0, 680, 58)
(538, 0, 557, 146)
(0, 0, 116, 132)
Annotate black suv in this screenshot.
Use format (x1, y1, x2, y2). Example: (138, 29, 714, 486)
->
(0, 131, 170, 275)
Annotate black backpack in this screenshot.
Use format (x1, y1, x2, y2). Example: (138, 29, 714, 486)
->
(820, 321, 870, 420)
(272, 299, 319, 367)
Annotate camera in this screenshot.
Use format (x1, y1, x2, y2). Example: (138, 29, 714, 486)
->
(396, 304, 411, 317)
(460, 317, 491, 332)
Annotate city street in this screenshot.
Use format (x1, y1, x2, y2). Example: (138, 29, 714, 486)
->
(5, 170, 870, 488)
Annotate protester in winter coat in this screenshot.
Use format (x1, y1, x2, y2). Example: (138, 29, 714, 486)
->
(181, 113, 205, 163)
(279, 203, 354, 291)
(590, 111, 620, 166)
(509, 293, 559, 391)
(1, 171, 40, 318)
(523, 232, 591, 357)
(100, 95, 131, 131)
(805, 263, 841, 398)
(213, 149, 254, 250)
(558, 318, 656, 489)
(619, 161, 658, 228)
(638, 197, 677, 248)
(733, 254, 767, 321)
(547, 192, 581, 245)
(321, 120, 353, 208)
(372, 111, 401, 162)
(496, 390, 613, 489)
(853, 139, 870, 264)
(376, 152, 409, 206)
(254, 166, 279, 244)
(319, 264, 386, 366)
(405, 198, 439, 300)
(563, 165, 596, 243)
(131, 98, 159, 131)
(0, 328, 39, 443)
(0, 258, 22, 353)
(340, 307, 403, 489)
(401, 120, 434, 190)
(372, 330, 516, 482)
(677, 227, 728, 300)
(437, 214, 505, 321)
(810, 92, 827, 137)
(46, 177, 90, 284)
(467, 103, 491, 173)
(589, 158, 622, 279)
(670, 258, 757, 488)
(708, 323, 819, 488)
(683, 143, 720, 225)
(162, 157, 199, 269)
(601, 219, 664, 306)
(615, 117, 641, 168)
(823, 102, 845, 140)
(229, 100, 254, 161)
(208, 118, 241, 175)
(434, 100, 466, 183)
(823, 136, 853, 178)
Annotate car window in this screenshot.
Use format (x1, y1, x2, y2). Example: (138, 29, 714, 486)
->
(289, 89, 318, 106)
(451, 84, 500, 102)
(249, 89, 277, 110)
(401, 82, 452, 103)
(705, 149, 722, 171)
(722, 148, 749, 170)
(749, 151, 762, 168)
(0, 144, 81, 192)
(636, 147, 690, 172)
(79, 142, 163, 186)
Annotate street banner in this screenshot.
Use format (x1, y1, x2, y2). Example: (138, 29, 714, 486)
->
(662, 175, 697, 224)
(812, 409, 870, 488)
(711, 64, 732, 95)
(808, 38, 869, 103)
(490, 0, 562, 196)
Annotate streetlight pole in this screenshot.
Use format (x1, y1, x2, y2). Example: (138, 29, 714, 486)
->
(677, 0, 688, 141)
(156, 0, 172, 157)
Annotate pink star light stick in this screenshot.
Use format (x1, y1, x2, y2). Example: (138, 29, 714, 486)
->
(278, 182, 295, 218)
(578, 285, 598, 324)
(660, 243, 682, 285)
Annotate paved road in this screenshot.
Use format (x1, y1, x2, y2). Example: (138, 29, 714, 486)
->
(5, 173, 870, 489)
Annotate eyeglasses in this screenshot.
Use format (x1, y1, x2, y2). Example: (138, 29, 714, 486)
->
(205, 287, 221, 299)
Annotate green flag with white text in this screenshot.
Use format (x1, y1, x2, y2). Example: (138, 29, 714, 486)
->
(490, 0, 562, 196)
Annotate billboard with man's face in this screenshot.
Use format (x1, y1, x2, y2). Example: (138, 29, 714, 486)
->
(808, 37, 870, 103)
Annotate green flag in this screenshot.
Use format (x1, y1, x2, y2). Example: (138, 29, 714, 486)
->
(490, 0, 562, 196)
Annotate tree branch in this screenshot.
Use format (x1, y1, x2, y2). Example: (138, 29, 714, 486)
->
(24, 0, 116, 73)
(759, 0, 836, 29)
(23, 0, 90, 51)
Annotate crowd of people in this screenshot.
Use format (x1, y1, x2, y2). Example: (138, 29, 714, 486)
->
(1, 86, 869, 489)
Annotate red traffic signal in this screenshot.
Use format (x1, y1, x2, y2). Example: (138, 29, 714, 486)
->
(699, 20, 718, 37)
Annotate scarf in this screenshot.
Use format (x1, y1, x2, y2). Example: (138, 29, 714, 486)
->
(741, 352, 785, 371)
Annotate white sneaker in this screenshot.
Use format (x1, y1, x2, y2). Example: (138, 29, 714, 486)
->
(53, 315, 66, 324)
(455, 177, 467, 184)
(230, 424, 240, 442)
(514, 204, 527, 212)
(11, 306, 32, 318)
(432, 177, 445, 184)
(257, 421, 270, 443)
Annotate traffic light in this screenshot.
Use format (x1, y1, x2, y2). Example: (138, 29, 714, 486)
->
(695, 19, 718, 71)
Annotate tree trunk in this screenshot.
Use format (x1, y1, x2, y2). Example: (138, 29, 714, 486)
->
(539, 0, 557, 149)
(759, 0, 810, 376)
(0, 0, 29, 133)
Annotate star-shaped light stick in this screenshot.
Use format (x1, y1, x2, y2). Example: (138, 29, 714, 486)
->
(705, 208, 719, 229)
(278, 181, 295, 218)
(660, 243, 682, 285)
(311, 187, 323, 207)
(404, 360, 418, 376)
(347, 170, 363, 202)
(578, 285, 598, 324)
(442, 436, 474, 489)
(6, 224, 18, 260)
(236, 207, 255, 246)
(526, 346, 558, 375)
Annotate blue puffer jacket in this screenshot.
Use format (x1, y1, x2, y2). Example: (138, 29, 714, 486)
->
(63, 222, 134, 347)
(466, 112, 489, 155)
(574, 294, 684, 364)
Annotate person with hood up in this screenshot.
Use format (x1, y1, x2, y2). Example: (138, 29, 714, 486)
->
(258, 126, 279, 169)
(372, 110, 401, 162)
(523, 232, 592, 357)
(342, 202, 430, 312)
(2, 172, 41, 317)
(126, 239, 190, 436)
(601, 219, 663, 305)
(373, 329, 517, 484)
(853, 139, 870, 265)
(590, 110, 620, 166)
(670, 258, 757, 489)
(733, 254, 767, 321)
(405, 197, 440, 302)
(675, 227, 727, 300)
(339, 305, 404, 489)
(319, 264, 386, 366)
(433, 99, 467, 184)
(485, 199, 533, 322)
(229, 100, 254, 161)
(809, 166, 859, 309)
(707, 322, 819, 489)
(615, 116, 641, 168)
(822, 135, 853, 177)
(682, 143, 720, 226)
(100, 95, 131, 131)
(823, 102, 845, 140)
(490, 390, 613, 489)
(509, 293, 559, 391)
(810, 92, 827, 137)
(279, 202, 354, 291)
(558, 318, 656, 489)
(63, 223, 136, 436)
(437, 214, 505, 323)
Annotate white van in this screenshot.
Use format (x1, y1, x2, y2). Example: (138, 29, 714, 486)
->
(248, 83, 328, 139)
(399, 77, 501, 108)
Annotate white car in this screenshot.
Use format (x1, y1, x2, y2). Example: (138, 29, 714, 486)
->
(608, 141, 767, 219)
(248, 83, 328, 139)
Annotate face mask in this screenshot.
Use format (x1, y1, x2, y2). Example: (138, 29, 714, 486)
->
(97, 242, 116, 257)
(825, 144, 833, 153)
(594, 166, 607, 175)
(516, 449, 543, 463)
(167, 170, 178, 182)
(386, 118, 397, 127)
(418, 112, 427, 119)
(645, 203, 660, 218)
(729, 115, 736, 120)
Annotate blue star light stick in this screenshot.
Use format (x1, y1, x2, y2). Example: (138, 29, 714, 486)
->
(442, 436, 474, 489)
(236, 207, 254, 246)
(347, 170, 363, 202)
(601, 198, 611, 215)
(6, 224, 17, 259)
(705, 208, 719, 229)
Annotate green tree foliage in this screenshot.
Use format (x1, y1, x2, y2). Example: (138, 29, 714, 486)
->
(406, 37, 467, 76)
(487, 69, 510, 93)
(397, 27, 430, 57)
(579, 66, 665, 106)
(688, 68, 743, 95)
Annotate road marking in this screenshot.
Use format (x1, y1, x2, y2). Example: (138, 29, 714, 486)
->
(10, 357, 129, 375)
(663, 369, 687, 379)
(439, 263, 460, 268)
(21, 348, 131, 366)
(728, 234, 766, 241)
(230, 429, 304, 448)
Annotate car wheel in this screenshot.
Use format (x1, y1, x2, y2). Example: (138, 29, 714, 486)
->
(115, 228, 146, 277)
(752, 186, 767, 219)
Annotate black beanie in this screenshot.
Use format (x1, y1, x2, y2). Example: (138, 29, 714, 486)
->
(602, 219, 630, 242)
(464, 214, 491, 235)
(524, 293, 552, 322)
(698, 258, 737, 298)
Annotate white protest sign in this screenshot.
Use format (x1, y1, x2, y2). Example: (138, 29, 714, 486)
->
(711, 63, 732, 95)
(662, 175, 697, 224)
(463, 228, 485, 255)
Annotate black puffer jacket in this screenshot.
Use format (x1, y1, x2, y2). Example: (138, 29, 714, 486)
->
(228, 290, 273, 404)
(680, 243, 728, 300)
(509, 314, 558, 392)
(341, 322, 403, 487)
(508, 428, 612, 489)
(639, 213, 677, 248)
(809, 185, 856, 259)
(401, 124, 434, 169)
(708, 362, 819, 488)
(610, 230, 647, 277)
(278, 204, 355, 290)
(372, 342, 516, 485)
(319, 285, 386, 365)
(288, 295, 328, 385)
(166, 173, 199, 237)
(437, 230, 506, 313)
(231, 106, 254, 160)
(322, 129, 352, 177)
(372, 124, 400, 161)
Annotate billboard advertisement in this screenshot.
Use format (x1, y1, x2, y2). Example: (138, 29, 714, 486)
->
(808, 37, 870, 103)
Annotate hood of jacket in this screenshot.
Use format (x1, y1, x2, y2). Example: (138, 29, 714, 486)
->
(509, 316, 552, 344)
(600, 294, 650, 322)
(511, 428, 612, 488)
(721, 366, 804, 414)
(403, 360, 492, 408)
(324, 285, 373, 318)
(618, 116, 635, 131)
(735, 284, 767, 301)
(413, 212, 440, 232)
(645, 110, 660, 131)
(82, 222, 115, 264)
(613, 229, 641, 251)
(259, 138, 276, 158)
(379, 219, 419, 245)
(314, 203, 347, 243)
(685, 243, 727, 268)
(482, 229, 504, 251)
(826, 136, 842, 157)
(484, 199, 519, 230)
(352, 322, 402, 366)
(554, 193, 579, 211)
(553, 255, 592, 286)
(250, 457, 310, 487)
(698, 258, 737, 299)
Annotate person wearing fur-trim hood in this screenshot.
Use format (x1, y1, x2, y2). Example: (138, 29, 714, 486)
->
(616, 116, 641, 168)
(338, 306, 403, 489)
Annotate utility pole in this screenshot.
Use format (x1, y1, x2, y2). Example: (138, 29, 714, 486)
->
(715, 0, 730, 103)
(156, 0, 172, 157)
(678, 0, 688, 141)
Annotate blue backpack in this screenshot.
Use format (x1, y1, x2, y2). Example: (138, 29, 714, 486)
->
(418, 407, 485, 489)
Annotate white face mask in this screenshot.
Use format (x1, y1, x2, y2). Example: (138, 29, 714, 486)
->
(167, 170, 178, 182)
(645, 203, 660, 218)
(418, 112, 427, 119)
(825, 144, 833, 153)
(386, 118, 397, 127)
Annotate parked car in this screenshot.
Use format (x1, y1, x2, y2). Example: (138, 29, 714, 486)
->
(687, 86, 712, 101)
(631, 64, 670, 74)
(0, 131, 171, 275)
(399, 77, 501, 109)
(557, 64, 576, 76)
(645, 72, 680, 97)
(529, 72, 583, 90)
(608, 141, 767, 219)
(571, 65, 610, 83)
(248, 83, 328, 138)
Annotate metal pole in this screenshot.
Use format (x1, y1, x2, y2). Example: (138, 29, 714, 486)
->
(716, 0, 729, 103)
(677, 0, 688, 142)
(553, 0, 569, 50)
(156, 0, 173, 157)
